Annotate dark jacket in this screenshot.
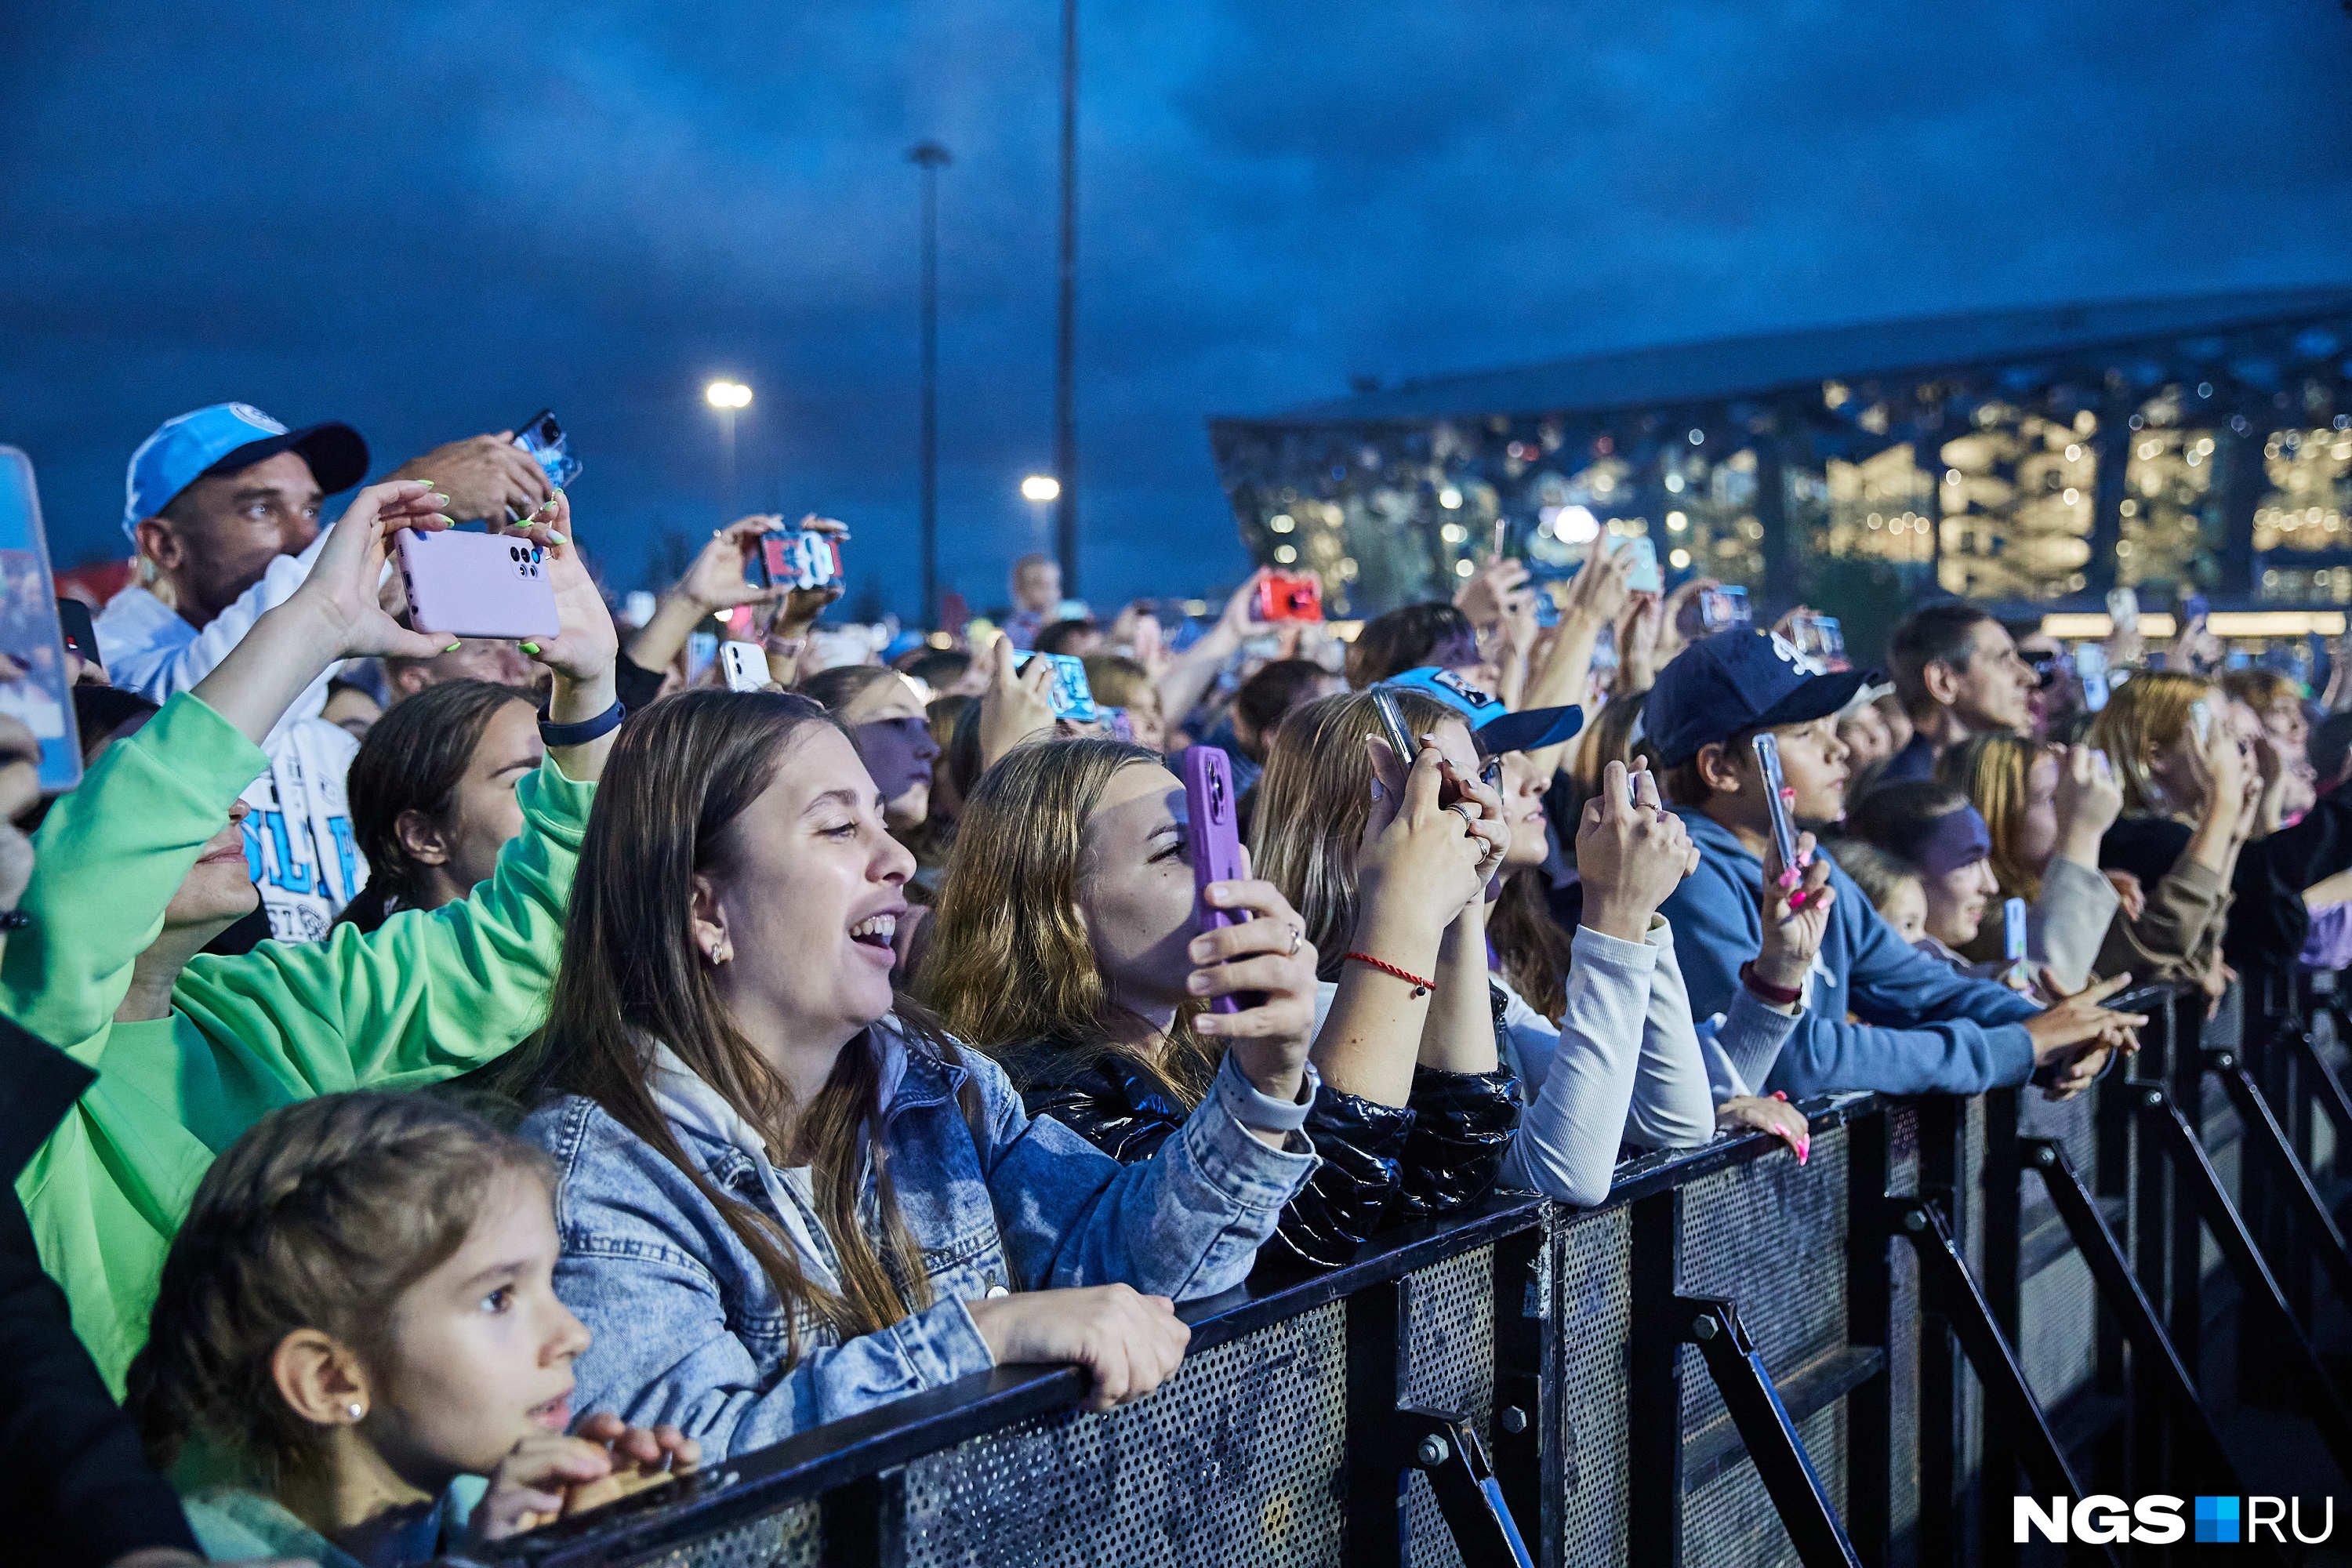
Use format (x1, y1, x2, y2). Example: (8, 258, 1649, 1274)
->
(1, 1015, 201, 1567)
(1016, 1044, 1518, 1272)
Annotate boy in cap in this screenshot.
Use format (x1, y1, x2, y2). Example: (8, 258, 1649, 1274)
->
(1646, 630, 2140, 1100)
(99, 405, 552, 940)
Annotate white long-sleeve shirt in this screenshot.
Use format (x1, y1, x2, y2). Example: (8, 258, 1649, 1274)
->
(1309, 917, 1726, 1208)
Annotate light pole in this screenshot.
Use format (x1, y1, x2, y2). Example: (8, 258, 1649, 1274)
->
(909, 141, 952, 629)
(1054, 0, 1079, 592)
(704, 380, 752, 518)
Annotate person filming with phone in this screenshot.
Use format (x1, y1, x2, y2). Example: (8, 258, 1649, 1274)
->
(97, 405, 558, 941)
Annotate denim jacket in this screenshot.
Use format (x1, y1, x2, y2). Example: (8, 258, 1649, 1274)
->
(521, 1017, 1317, 1457)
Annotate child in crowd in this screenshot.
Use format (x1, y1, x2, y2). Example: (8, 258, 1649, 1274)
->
(1646, 630, 2140, 1100)
(340, 679, 544, 932)
(1843, 782, 2005, 965)
(800, 665, 942, 834)
(5, 481, 618, 1392)
(1821, 840, 1927, 945)
(129, 1093, 695, 1567)
(919, 729, 1484, 1265)
(510, 691, 1317, 1459)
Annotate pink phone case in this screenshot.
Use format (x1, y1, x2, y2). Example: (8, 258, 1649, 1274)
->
(396, 528, 561, 641)
(1181, 745, 1252, 1015)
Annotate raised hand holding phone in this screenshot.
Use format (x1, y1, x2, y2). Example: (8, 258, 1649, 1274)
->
(1755, 826, 1835, 996)
(1577, 759, 1695, 942)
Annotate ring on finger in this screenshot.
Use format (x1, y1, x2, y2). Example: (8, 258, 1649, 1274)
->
(1445, 800, 1479, 828)
(1284, 924, 1304, 957)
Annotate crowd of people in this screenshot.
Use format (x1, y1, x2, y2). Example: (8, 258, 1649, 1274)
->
(7, 398, 2351, 1566)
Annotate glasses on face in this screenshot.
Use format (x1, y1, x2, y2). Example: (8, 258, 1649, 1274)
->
(1479, 754, 1504, 790)
(2021, 649, 2065, 691)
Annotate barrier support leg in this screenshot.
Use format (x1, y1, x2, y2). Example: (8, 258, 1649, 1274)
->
(1889, 1196, 2121, 1568)
(1675, 1294, 1863, 1568)
(2205, 1047, 2352, 1316)
(2134, 1084, 2352, 1486)
(1396, 1406, 1535, 1568)
(2283, 1019, 2352, 1185)
(2019, 1138, 2241, 1491)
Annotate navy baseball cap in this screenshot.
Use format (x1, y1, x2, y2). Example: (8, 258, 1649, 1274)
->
(1644, 630, 1876, 768)
(122, 402, 368, 541)
(1377, 666, 1584, 755)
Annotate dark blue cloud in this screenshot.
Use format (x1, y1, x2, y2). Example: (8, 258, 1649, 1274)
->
(2, 0, 2346, 618)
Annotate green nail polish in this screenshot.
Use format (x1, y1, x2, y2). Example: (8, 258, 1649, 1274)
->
(431, 492, 450, 506)
(546, 530, 568, 544)
(445, 643, 462, 652)
(434, 514, 454, 527)
(520, 642, 541, 655)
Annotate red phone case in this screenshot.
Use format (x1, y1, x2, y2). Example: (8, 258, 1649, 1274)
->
(1255, 571, 1323, 622)
(1181, 745, 1250, 1014)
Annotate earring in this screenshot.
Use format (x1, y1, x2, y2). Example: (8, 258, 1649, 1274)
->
(706, 936, 732, 966)
(347, 1402, 365, 1421)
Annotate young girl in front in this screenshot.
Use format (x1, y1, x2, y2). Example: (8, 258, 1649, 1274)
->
(128, 1092, 695, 1567)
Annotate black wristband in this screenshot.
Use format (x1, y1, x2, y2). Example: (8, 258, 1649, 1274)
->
(539, 699, 626, 748)
(0, 910, 29, 931)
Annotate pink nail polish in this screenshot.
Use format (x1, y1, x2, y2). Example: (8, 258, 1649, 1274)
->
(1795, 1137, 1810, 1164)
(1788, 890, 1807, 909)
(1777, 868, 1799, 889)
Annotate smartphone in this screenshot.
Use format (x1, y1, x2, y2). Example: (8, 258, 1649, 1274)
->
(2106, 586, 2140, 636)
(56, 597, 98, 673)
(1254, 570, 1323, 622)
(1534, 583, 1562, 629)
(1181, 746, 1253, 1015)
(1700, 585, 1751, 634)
(1751, 732, 1802, 881)
(512, 409, 582, 491)
(1018, 652, 1098, 721)
(2002, 897, 2028, 966)
(717, 641, 767, 692)
(1786, 612, 1846, 666)
(687, 630, 718, 681)
(0, 449, 82, 794)
(2189, 698, 2212, 747)
(1612, 535, 1663, 594)
(755, 525, 843, 593)
(1490, 518, 1508, 561)
(2075, 643, 2110, 712)
(395, 528, 561, 641)
(1370, 687, 1418, 775)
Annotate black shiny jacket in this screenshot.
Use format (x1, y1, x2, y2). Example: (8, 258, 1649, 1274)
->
(1017, 1039, 1518, 1274)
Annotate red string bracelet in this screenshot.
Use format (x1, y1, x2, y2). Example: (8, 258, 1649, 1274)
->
(1344, 952, 1434, 997)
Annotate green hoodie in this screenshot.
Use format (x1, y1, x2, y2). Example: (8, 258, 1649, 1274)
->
(4, 692, 593, 1392)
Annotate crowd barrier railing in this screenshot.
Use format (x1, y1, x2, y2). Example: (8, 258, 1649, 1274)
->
(471, 973, 2352, 1567)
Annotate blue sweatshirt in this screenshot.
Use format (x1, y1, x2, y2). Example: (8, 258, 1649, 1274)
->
(1660, 808, 2040, 1097)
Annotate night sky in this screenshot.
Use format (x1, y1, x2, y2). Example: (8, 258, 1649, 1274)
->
(4, 1, 2348, 621)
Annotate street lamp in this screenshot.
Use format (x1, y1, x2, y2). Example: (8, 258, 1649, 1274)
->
(1021, 474, 1060, 556)
(704, 381, 752, 517)
(909, 141, 953, 629)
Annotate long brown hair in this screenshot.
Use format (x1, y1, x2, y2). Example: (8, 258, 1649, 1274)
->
(1489, 868, 1572, 1021)
(1250, 688, 1462, 978)
(534, 690, 931, 1361)
(917, 737, 1219, 1104)
(123, 1092, 551, 1486)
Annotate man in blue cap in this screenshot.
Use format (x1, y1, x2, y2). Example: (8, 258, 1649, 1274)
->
(98, 405, 553, 942)
(1644, 629, 2139, 1100)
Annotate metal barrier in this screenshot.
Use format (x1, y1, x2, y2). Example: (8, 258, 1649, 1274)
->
(474, 975, 2352, 1568)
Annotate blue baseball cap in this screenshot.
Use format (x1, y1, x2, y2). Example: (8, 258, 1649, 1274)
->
(122, 402, 368, 541)
(1377, 666, 1584, 755)
(1644, 630, 1876, 768)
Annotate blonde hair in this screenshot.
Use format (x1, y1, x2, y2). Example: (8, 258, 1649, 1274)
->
(2085, 670, 2212, 820)
(1937, 731, 2051, 903)
(918, 738, 1217, 1101)
(1249, 688, 1461, 978)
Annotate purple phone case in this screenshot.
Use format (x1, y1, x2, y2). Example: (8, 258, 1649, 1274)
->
(397, 528, 561, 641)
(1181, 744, 1250, 1014)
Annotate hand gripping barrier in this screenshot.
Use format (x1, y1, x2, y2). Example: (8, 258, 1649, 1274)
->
(466, 973, 2352, 1566)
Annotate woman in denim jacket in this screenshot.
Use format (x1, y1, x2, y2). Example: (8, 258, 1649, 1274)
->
(516, 692, 1319, 1458)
